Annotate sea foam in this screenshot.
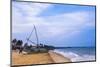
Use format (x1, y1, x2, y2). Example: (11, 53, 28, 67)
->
(54, 50, 95, 62)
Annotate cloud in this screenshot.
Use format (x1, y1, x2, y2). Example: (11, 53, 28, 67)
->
(12, 2, 52, 16)
(36, 11, 94, 38)
(12, 1, 52, 33)
(12, 1, 95, 41)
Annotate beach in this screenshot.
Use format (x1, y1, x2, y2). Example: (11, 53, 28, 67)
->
(12, 51, 71, 66)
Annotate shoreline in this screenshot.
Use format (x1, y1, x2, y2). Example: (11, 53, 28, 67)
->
(12, 50, 71, 66)
(49, 51, 71, 63)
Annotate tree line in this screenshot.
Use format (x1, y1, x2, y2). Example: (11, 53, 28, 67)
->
(11, 38, 55, 54)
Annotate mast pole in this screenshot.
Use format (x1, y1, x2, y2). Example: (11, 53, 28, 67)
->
(27, 26, 34, 41)
(34, 25, 39, 48)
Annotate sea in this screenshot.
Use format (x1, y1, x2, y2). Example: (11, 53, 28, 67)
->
(54, 47, 96, 62)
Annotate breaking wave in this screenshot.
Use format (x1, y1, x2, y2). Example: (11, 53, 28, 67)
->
(54, 50, 95, 62)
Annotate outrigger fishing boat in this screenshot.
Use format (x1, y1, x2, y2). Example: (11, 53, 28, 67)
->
(22, 25, 55, 54)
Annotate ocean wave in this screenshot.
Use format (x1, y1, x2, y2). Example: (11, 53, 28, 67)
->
(54, 50, 95, 62)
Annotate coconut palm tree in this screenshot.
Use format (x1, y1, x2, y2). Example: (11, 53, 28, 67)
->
(12, 38, 17, 50)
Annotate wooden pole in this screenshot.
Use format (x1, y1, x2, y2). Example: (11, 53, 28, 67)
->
(34, 25, 39, 48)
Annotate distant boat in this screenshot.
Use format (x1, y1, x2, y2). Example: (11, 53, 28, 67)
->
(23, 24, 55, 54)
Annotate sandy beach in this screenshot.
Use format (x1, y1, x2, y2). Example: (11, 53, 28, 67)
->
(49, 51, 71, 63)
(12, 51, 71, 66)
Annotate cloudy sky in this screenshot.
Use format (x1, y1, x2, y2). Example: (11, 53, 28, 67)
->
(12, 1, 96, 47)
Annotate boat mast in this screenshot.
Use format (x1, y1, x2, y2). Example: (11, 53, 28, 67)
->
(27, 24, 39, 48)
(34, 25, 39, 48)
(27, 25, 35, 41)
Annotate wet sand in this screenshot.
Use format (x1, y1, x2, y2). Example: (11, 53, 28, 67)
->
(49, 51, 71, 63)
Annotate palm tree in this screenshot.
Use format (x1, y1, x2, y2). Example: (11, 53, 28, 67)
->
(16, 40, 23, 47)
(12, 38, 17, 45)
(12, 38, 17, 50)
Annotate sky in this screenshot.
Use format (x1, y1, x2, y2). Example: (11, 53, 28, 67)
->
(12, 1, 96, 47)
